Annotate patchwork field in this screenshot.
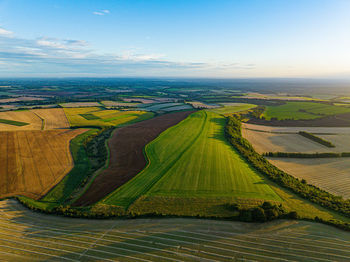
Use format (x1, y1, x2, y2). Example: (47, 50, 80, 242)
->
(63, 107, 154, 127)
(209, 103, 256, 115)
(74, 110, 194, 206)
(60, 102, 102, 107)
(269, 158, 350, 199)
(0, 110, 42, 130)
(103, 110, 280, 209)
(0, 199, 349, 261)
(31, 108, 70, 130)
(101, 101, 140, 107)
(262, 102, 350, 120)
(0, 129, 87, 200)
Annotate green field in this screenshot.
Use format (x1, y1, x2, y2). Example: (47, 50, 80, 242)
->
(64, 107, 154, 127)
(0, 118, 29, 126)
(262, 101, 350, 120)
(209, 103, 256, 115)
(103, 110, 280, 208)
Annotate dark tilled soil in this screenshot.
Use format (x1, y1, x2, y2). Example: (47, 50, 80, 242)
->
(73, 110, 195, 206)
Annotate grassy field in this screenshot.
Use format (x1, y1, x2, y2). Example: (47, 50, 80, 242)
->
(209, 103, 256, 115)
(63, 107, 154, 127)
(0, 199, 349, 261)
(0, 119, 28, 126)
(0, 129, 86, 200)
(262, 101, 350, 120)
(103, 110, 281, 208)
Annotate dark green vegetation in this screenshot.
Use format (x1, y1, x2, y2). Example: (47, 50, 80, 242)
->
(299, 131, 335, 147)
(79, 113, 101, 120)
(262, 101, 350, 120)
(225, 116, 350, 218)
(0, 118, 28, 126)
(264, 152, 350, 158)
(35, 127, 113, 210)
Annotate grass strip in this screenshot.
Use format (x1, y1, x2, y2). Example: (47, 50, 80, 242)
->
(0, 119, 28, 126)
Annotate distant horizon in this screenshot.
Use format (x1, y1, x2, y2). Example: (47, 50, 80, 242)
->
(0, 0, 350, 78)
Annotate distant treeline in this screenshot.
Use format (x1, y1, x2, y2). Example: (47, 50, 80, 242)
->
(264, 152, 350, 158)
(225, 116, 350, 220)
(299, 131, 335, 148)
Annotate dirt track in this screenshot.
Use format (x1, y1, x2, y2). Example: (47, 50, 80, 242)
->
(74, 110, 195, 206)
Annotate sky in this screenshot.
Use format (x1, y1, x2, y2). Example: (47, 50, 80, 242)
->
(0, 0, 350, 78)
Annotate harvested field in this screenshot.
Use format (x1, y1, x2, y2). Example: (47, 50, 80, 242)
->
(0, 199, 349, 261)
(0, 129, 87, 200)
(269, 158, 350, 199)
(242, 124, 350, 154)
(74, 110, 195, 206)
(30, 108, 69, 130)
(0, 96, 45, 103)
(0, 110, 42, 131)
(60, 102, 102, 107)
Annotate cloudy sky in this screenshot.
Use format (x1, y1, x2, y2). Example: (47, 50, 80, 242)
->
(0, 0, 350, 78)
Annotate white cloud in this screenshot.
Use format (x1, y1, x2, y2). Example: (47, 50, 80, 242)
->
(0, 28, 13, 37)
(93, 9, 110, 16)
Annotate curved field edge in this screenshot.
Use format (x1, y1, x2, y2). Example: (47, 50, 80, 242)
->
(100, 111, 273, 205)
(1, 199, 350, 262)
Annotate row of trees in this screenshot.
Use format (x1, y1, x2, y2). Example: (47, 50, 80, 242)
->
(264, 152, 350, 158)
(225, 116, 350, 219)
(299, 131, 335, 147)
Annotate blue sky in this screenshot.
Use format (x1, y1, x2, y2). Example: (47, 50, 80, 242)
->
(0, 0, 349, 77)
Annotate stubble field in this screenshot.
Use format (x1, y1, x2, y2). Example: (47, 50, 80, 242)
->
(0, 129, 87, 200)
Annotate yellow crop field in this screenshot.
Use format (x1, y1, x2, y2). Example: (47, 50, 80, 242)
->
(31, 108, 70, 130)
(0, 129, 87, 200)
(63, 107, 154, 127)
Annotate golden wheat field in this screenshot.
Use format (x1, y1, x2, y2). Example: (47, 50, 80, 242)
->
(0, 111, 42, 131)
(30, 108, 70, 130)
(0, 129, 87, 200)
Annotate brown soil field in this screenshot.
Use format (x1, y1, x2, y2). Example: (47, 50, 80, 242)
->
(0, 110, 42, 131)
(74, 110, 195, 206)
(269, 158, 350, 199)
(31, 108, 70, 129)
(0, 129, 87, 200)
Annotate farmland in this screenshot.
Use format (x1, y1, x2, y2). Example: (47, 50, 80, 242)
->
(0, 199, 349, 261)
(63, 107, 154, 127)
(209, 103, 256, 115)
(262, 101, 350, 120)
(31, 108, 70, 129)
(103, 110, 280, 209)
(74, 110, 195, 206)
(0, 110, 42, 130)
(269, 158, 350, 199)
(0, 129, 86, 200)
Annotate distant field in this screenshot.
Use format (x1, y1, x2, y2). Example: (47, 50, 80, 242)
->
(104, 110, 280, 208)
(59, 102, 102, 107)
(101, 100, 140, 107)
(262, 102, 350, 120)
(63, 107, 154, 127)
(0, 110, 42, 130)
(1, 199, 349, 262)
(186, 101, 218, 109)
(31, 108, 70, 130)
(209, 103, 256, 115)
(269, 158, 350, 199)
(0, 129, 86, 200)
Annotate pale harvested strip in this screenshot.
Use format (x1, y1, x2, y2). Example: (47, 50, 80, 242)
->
(0, 200, 349, 261)
(0, 111, 42, 131)
(0, 129, 87, 200)
(31, 108, 70, 130)
(243, 123, 350, 134)
(60, 102, 102, 108)
(242, 128, 336, 154)
(269, 157, 350, 199)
